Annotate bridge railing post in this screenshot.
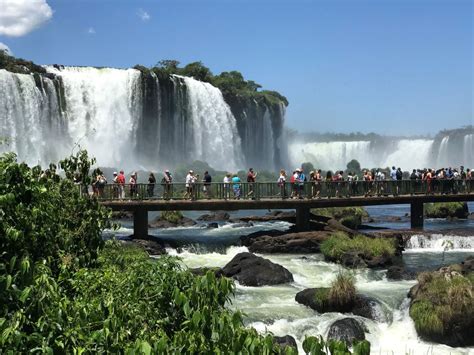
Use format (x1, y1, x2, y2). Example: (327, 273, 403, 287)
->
(410, 202, 424, 229)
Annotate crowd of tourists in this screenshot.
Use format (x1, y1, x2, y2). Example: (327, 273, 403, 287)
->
(86, 164, 473, 200)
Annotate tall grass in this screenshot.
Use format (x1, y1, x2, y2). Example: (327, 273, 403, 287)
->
(320, 232, 396, 261)
(314, 271, 356, 310)
(410, 272, 473, 339)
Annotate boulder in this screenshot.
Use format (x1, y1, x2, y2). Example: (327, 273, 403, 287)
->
(189, 267, 223, 278)
(197, 212, 230, 221)
(353, 295, 389, 322)
(207, 222, 219, 229)
(149, 215, 196, 228)
(243, 231, 329, 253)
(273, 335, 297, 350)
(339, 252, 367, 268)
(295, 289, 385, 321)
(221, 252, 294, 286)
(387, 265, 416, 280)
(327, 318, 366, 344)
(130, 238, 166, 255)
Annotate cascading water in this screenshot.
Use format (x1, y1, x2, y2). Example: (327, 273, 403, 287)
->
(181, 76, 244, 171)
(436, 136, 450, 167)
(46, 66, 143, 168)
(289, 141, 377, 170)
(405, 234, 474, 251)
(0, 69, 65, 165)
(381, 139, 433, 169)
(1, 66, 285, 171)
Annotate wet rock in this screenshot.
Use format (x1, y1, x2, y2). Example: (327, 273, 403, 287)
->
(222, 252, 294, 286)
(129, 238, 166, 255)
(207, 222, 219, 229)
(340, 252, 367, 268)
(387, 265, 416, 280)
(243, 231, 329, 253)
(239, 211, 296, 223)
(112, 210, 134, 219)
(365, 254, 393, 268)
(296, 289, 385, 321)
(148, 216, 196, 228)
(231, 222, 254, 228)
(353, 295, 389, 322)
(197, 212, 230, 221)
(273, 335, 297, 350)
(327, 318, 365, 345)
(189, 267, 223, 277)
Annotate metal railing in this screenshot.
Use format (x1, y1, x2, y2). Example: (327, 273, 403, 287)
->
(88, 179, 474, 201)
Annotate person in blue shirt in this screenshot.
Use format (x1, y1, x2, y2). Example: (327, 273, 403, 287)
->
(232, 174, 241, 199)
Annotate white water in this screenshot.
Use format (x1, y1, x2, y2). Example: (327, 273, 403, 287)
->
(45, 66, 142, 168)
(381, 139, 433, 170)
(182, 76, 244, 171)
(290, 136, 472, 171)
(405, 234, 474, 252)
(289, 141, 377, 170)
(0, 69, 62, 165)
(436, 136, 450, 167)
(172, 246, 473, 354)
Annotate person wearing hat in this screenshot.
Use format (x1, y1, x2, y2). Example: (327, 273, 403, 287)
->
(129, 172, 138, 198)
(184, 170, 195, 200)
(112, 171, 119, 199)
(162, 169, 173, 200)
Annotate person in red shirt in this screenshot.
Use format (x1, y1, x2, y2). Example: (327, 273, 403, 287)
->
(247, 168, 257, 198)
(117, 170, 125, 199)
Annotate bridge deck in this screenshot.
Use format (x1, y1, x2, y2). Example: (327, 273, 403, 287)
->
(101, 193, 474, 211)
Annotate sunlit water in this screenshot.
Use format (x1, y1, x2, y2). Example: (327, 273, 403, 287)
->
(105, 205, 474, 354)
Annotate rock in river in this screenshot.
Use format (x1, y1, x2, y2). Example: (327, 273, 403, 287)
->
(222, 252, 294, 286)
(327, 318, 366, 344)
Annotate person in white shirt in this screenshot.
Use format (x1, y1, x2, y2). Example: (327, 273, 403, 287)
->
(184, 170, 196, 200)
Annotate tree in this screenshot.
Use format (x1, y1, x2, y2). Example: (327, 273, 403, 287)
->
(346, 159, 361, 173)
(181, 62, 213, 82)
(301, 162, 315, 173)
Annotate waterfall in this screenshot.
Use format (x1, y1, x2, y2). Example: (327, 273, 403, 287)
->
(405, 234, 474, 251)
(45, 66, 142, 169)
(181, 76, 244, 171)
(289, 141, 376, 170)
(436, 136, 450, 167)
(381, 139, 433, 169)
(0, 69, 63, 165)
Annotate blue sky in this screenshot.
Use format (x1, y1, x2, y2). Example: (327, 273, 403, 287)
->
(0, 0, 472, 136)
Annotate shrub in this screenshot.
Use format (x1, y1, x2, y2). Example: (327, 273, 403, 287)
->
(160, 210, 184, 224)
(314, 272, 356, 311)
(312, 207, 368, 229)
(425, 202, 469, 219)
(409, 271, 474, 345)
(329, 272, 356, 308)
(320, 232, 396, 261)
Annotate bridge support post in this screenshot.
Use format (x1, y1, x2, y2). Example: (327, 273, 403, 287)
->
(296, 207, 311, 232)
(410, 202, 424, 229)
(133, 209, 148, 239)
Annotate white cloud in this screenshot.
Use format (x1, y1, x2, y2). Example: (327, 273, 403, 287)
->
(0, 42, 12, 55)
(137, 8, 150, 22)
(0, 0, 53, 37)
(87, 27, 96, 35)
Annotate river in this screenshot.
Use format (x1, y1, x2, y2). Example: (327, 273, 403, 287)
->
(107, 203, 474, 354)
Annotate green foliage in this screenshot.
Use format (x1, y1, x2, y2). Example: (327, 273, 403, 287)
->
(329, 272, 356, 308)
(314, 272, 356, 310)
(0, 50, 46, 74)
(409, 271, 473, 340)
(312, 207, 368, 229)
(320, 232, 396, 261)
(302, 335, 370, 355)
(160, 210, 184, 224)
(424, 202, 469, 219)
(181, 61, 213, 82)
(346, 159, 361, 173)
